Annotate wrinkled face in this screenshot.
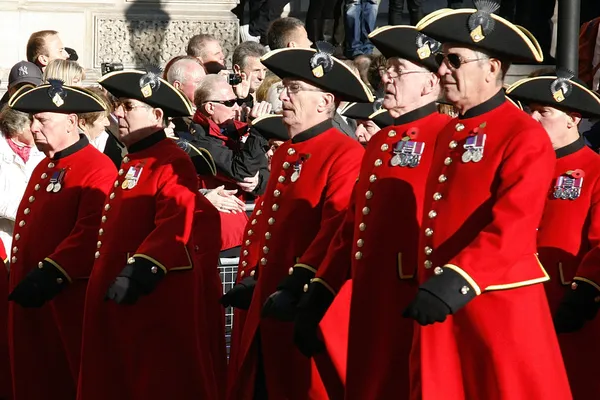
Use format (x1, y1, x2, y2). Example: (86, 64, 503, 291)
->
(266, 81, 284, 113)
(529, 103, 575, 147)
(266, 139, 284, 170)
(355, 120, 380, 144)
(437, 44, 489, 106)
(289, 26, 312, 49)
(30, 111, 76, 152)
(43, 35, 69, 66)
(180, 63, 206, 102)
(242, 56, 268, 93)
(113, 98, 156, 144)
(205, 82, 240, 125)
(80, 113, 110, 140)
(202, 40, 225, 65)
(381, 57, 431, 111)
(279, 78, 325, 128)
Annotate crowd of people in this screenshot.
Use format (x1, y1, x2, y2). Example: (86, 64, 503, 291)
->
(2, 1, 600, 399)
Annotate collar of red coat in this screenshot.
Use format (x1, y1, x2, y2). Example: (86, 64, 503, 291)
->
(555, 136, 586, 159)
(51, 134, 88, 160)
(127, 130, 166, 153)
(459, 89, 506, 119)
(192, 110, 247, 142)
(291, 119, 333, 143)
(394, 102, 438, 126)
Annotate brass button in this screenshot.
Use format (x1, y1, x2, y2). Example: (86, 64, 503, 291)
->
(438, 175, 447, 183)
(97, 241, 102, 248)
(455, 123, 465, 131)
(29, 196, 35, 203)
(381, 144, 389, 151)
(444, 157, 452, 166)
(257, 210, 262, 216)
(303, 284, 309, 293)
(24, 208, 30, 215)
(263, 246, 269, 254)
(272, 204, 279, 211)
(250, 270, 256, 277)
(287, 148, 296, 155)
(11, 256, 16, 264)
(114, 180, 119, 188)
(242, 261, 247, 267)
(247, 229, 253, 236)
(104, 204, 111, 211)
(41, 173, 47, 179)
(18, 220, 25, 227)
(260, 258, 267, 265)
(288, 267, 294, 275)
(98, 228, 104, 235)
(283, 162, 290, 169)
(251, 219, 257, 225)
(240, 270, 245, 277)
(265, 232, 272, 239)
(424, 260, 432, 269)
(461, 286, 470, 294)
(12, 247, 18, 254)
(34, 184, 40, 191)
(359, 223, 366, 231)
(369, 174, 377, 183)
(151, 266, 158, 274)
(110, 193, 115, 200)
(425, 228, 433, 237)
(123, 156, 130, 163)
(435, 267, 444, 275)
(357, 239, 364, 247)
(268, 217, 275, 225)
(245, 239, 251, 246)
(118, 169, 124, 175)
(278, 176, 285, 183)
(273, 189, 281, 197)
(388, 130, 397, 137)
(362, 207, 370, 215)
(101, 216, 107, 223)
(449, 140, 458, 149)
(48, 162, 55, 168)
(355, 251, 363, 260)
(365, 191, 373, 199)
(374, 159, 383, 167)
(38, 262, 44, 268)
(127, 257, 135, 264)
(424, 246, 433, 255)
(14, 234, 20, 241)
(94, 251, 100, 259)
(428, 210, 437, 219)
(433, 192, 442, 201)
(243, 250, 248, 256)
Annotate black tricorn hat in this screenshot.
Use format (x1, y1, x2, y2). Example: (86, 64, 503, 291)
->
(341, 101, 395, 128)
(251, 114, 289, 142)
(506, 72, 600, 118)
(368, 25, 441, 72)
(9, 80, 107, 113)
(172, 138, 217, 176)
(261, 45, 374, 103)
(416, 1, 543, 63)
(99, 69, 193, 117)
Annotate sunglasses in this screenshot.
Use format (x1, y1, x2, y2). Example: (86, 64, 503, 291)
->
(435, 53, 489, 69)
(206, 98, 246, 107)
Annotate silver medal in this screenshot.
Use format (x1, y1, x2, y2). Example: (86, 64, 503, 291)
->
(46, 183, 55, 192)
(53, 182, 62, 193)
(408, 154, 420, 168)
(461, 150, 473, 163)
(128, 179, 136, 189)
(472, 150, 483, 163)
(390, 154, 401, 167)
(291, 170, 300, 182)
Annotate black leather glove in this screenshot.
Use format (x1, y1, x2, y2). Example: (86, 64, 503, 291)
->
(403, 289, 452, 325)
(8, 260, 69, 308)
(261, 266, 315, 321)
(105, 258, 165, 305)
(221, 276, 256, 310)
(554, 280, 600, 334)
(294, 282, 334, 357)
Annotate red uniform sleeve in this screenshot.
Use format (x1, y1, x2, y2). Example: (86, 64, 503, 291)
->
(133, 155, 199, 273)
(573, 177, 600, 290)
(45, 162, 116, 280)
(295, 143, 363, 276)
(445, 128, 555, 293)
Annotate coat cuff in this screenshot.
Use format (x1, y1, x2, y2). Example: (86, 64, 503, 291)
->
(31, 259, 71, 298)
(574, 277, 600, 293)
(420, 265, 478, 313)
(277, 264, 316, 296)
(121, 256, 166, 294)
(311, 278, 336, 296)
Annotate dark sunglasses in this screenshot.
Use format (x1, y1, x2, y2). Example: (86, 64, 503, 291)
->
(435, 53, 488, 69)
(206, 98, 246, 107)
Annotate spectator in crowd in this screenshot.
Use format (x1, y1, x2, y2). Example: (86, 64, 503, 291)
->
(26, 30, 69, 72)
(306, 0, 337, 44)
(388, 0, 424, 25)
(42, 59, 85, 86)
(0, 61, 43, 108)
(234, 0, 289, 45)
(344, 0, 380, 59)
(77, 87, 125, 168)
(0, 105, 45, 262)
(267, 17, 313, 50)
(353, 54, 374, 92)
(368, 54, 386, 97)
(166, 56, 206, 103)
(256, 72, 283, 113)
(232, 41, 268, 100)
(340, 101, 394, 145)
(186, 34, 226, 73)
(333, 59, 360, 138)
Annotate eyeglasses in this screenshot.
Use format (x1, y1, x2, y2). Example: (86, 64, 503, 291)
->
(435, 53, 489, 69)
(278, 82, 323, 95)
(380, 68, 431, 80)
(114, 101, 151, 112)
(205, 99, 246, 107)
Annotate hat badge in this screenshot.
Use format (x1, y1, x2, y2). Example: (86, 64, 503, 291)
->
(139, 70, 161, 98)
(18, 65, 28, 77)
(550, 69, 575, 103)
(372, 98, 384, 113)
(416, 33, 441, 60)
(468, 0, 500, 43)
(310, 41, 335, 78)
(47, 79, 67, 107)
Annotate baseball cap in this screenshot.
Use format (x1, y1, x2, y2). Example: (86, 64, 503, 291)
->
(8, 61, 43, 89)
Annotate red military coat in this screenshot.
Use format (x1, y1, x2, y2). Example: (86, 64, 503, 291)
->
(7, 137, 115, 400)
(77, 131, 225, 400)
(537, 138, 600, 399)
(226, 122, 364, 400)
(0, 239, 9, 400)
(315, 103, 450, 399)
(413, 92, 572, 399)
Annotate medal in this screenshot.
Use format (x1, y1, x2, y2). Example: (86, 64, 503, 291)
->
(462, 125, 487, 163)
(390, 154, 401, 167)
(121, 180, 129, 190)
(391, 138, 425, 168)
(553, 169, 585, 200)
(461, 150, 473, 163)
(122, 164, 144, 190)
(46, 169, 66, 193)
(53, 182, 62, 193)
(46, 183, 55, 192)
(290, 155, 309, 183)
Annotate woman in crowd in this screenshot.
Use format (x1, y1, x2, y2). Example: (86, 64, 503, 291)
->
(42, 59, 85, 85)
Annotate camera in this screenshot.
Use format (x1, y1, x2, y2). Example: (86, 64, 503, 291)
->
(228, 73, 242, 86)
(101, 62, 124, 76)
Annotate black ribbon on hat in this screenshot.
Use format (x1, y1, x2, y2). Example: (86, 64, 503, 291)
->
(47, 79, 67, 107)
(415, 33, 441, 60)
(372, 98, 384, 113)
(468, 0, 501, 42)
(139, 65, 163, 97)
(550, 69, 575, 103)
(310, 41, 335, 78)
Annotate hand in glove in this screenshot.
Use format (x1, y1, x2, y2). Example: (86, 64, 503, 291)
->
(9, 260, 69, 308)
(554, 280, 600, 334)
(105, 258, 165, 305)
(293, 282, 334, 357)
(403, 289, 452, 326)
(221, 276, 256, 310)
(262, 266, 315, 321)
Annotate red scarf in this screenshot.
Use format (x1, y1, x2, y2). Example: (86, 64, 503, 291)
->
(7, 138, 31, 163)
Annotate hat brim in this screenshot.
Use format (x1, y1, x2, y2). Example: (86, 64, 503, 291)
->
(251, 114, 289, 142)
(9, 77, 42, 89)
(10, 84, 106, 114)
(261, 48, 374, 103)
(99, 70, 193, 117)
(416, 8, 543, 63)
(341, 102, 394, 128)
(368, 25, 440, 72)
(506, 76, 600, 118)
(172, 138, 217, 176)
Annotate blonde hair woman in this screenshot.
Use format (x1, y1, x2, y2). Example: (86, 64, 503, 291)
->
(42, 59, 85, 86)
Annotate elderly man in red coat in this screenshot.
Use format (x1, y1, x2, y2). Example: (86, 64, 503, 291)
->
(7, 83, 116, 400)
(77, 70, 225, 400)
(292, 26, 451, 400)
(223, 44, 372, 399)
(402, 2, 572, 399)
(507, 72, 600, 399)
